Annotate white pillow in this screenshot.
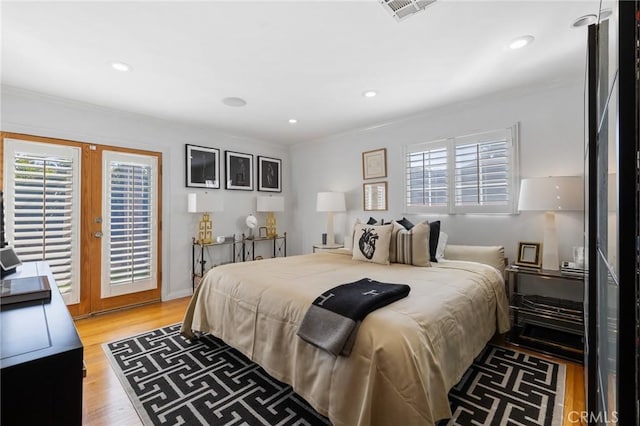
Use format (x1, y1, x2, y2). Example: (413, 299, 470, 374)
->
(435, 231, 448, 260)
(344, 218, 363, 250)
(352, 223, 393, 265)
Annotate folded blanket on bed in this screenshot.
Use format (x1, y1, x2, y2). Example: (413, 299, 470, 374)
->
(297, 278, 410, 356)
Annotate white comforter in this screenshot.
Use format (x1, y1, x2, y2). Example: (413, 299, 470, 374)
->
(182, 251, 510, 425)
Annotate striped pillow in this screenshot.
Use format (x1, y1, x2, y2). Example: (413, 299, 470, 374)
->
(390, 220, 431, 267)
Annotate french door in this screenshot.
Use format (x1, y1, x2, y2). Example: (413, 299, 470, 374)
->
(1, 133, 162, 316)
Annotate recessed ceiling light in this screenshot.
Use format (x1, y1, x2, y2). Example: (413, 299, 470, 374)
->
(222, 97, 247, 107)
(288, 119, 298, 124)
(508, 35, 534, 50)
(363, 90, 377, 98)
(110, 61, 132, 72)
(572, 14, 597, 27)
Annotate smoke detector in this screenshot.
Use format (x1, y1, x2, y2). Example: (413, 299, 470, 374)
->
(380, 0, 437, 22)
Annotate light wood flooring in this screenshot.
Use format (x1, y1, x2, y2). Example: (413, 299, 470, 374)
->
(75, 298, 586, 425)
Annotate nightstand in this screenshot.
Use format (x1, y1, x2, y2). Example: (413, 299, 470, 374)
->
(505, 265, 585, 363)
(313, 243, 344, 253)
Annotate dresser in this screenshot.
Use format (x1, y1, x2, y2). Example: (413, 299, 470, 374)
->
(1, 261, 84, 425)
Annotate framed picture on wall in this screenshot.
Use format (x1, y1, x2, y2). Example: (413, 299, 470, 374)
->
(363, 181, 388, 211)
(515, 241, 542, 268)
(185, 144, 220, 188)
(362, 148, 387, 180)
(257, 156, 282, 192)
(225, 151, 254, 190)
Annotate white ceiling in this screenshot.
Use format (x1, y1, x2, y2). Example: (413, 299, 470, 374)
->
(1, 1, 599, 145)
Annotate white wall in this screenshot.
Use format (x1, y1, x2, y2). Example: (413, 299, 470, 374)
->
(290, 81, 585, 264)
(2, 78, 586, 301)
(1, 85, 293, 300)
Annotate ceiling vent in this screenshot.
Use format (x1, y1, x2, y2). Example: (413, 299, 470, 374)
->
(380, 0, 437, 22)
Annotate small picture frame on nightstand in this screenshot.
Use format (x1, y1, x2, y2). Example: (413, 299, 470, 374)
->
(515, 241, 542, 268)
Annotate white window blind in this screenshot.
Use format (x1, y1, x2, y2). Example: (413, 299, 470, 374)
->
(102, 151, 157, 298)
(3, 139, 81, 304)
(405, 125, 518, 214)
(405, 140, 449, 213)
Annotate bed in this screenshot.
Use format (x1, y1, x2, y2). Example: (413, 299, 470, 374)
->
(181, 246, 510, 425)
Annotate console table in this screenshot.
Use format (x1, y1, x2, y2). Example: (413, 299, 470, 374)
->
(191, 233, 287, 290)
(0, 261, 84, 425)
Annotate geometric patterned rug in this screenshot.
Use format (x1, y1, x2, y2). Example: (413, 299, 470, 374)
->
(440, 345, 566, 426)
(104, 324, 565, 426)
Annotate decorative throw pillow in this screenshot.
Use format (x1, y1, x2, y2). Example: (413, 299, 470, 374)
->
(395, 218, 440, 262)
(352, 223, 393, 265)
(396, 217, 414, 230)
(428, 221, 441, 262)
(367, 217, 379, 225)
(390, 220, 431, 267)
(435, 231, 448, 260)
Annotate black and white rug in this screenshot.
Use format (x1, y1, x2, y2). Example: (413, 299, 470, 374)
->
(104, 324, 565, 426)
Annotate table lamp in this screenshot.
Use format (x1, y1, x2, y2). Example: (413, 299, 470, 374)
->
(316, 192, 346, 246)
(256, 195, 284, 238)
(188, 192, 224, 244)
(518, 176, 583, 270)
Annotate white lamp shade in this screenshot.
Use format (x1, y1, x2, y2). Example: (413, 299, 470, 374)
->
(187, 192, 223, 213)
(256, 195, 284, 212)
(518, 176, 584, 212)
(316, 192, 346, 212)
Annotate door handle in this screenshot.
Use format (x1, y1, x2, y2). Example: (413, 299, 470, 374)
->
(94, 231, 103, 238)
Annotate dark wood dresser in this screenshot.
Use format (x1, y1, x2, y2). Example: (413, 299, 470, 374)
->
(1, 261, 83, 425)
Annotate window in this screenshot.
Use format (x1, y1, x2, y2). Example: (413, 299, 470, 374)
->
(405, 125, 519, 214)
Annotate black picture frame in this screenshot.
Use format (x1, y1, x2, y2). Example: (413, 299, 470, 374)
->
(515, 241, 542, 268)
(225, 151, 253, 190)
(257, 156, 282, 192)
(186, 144, 220, 188)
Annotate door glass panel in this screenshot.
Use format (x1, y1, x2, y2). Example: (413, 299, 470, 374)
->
(595, 2, 619, 422)
(3, 139, 81, 304)
(101, 151, 158, 298)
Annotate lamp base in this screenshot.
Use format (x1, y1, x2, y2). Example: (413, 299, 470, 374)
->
(542, 211, 559, 270)
(266, 212, 277, 238)
(198, 213, 213, 244)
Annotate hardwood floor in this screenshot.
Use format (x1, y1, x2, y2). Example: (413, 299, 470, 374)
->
(75, 298, 586, 425)
(76, 297, 191, 425)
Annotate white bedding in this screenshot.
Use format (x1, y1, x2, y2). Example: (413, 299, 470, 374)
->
(182, 250, 510, 425)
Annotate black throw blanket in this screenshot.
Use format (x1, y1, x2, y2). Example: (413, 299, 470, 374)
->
(296, 278, 411, 356)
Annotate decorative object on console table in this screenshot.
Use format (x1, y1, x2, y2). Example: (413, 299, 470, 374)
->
(362, 148, 387, 179)
(518, 176, 584, 270)
(245, 214, 258, 239)
(316, 192, 346, 246)
(257, 156, 282, 192)
(185, 144, 220, 188)
(225, 151, 254, 190)
(187, 192, 224, 244)
(514, 241, 542, 269)
(256, 195, 284, 238)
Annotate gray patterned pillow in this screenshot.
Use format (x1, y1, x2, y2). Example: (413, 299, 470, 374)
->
(390, 220, 431, 267)
(352, 223, 393, 265)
